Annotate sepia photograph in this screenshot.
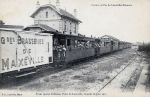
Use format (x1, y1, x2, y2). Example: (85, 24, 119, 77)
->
(0, 0, 150, 97)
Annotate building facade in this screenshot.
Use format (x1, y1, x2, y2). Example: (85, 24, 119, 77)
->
(30, 0, 81, 36)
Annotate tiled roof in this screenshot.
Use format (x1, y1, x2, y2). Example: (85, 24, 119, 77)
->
(30, 4, 81, 22)
(59, 9, 81, 22)
(23, 24, 61, 34)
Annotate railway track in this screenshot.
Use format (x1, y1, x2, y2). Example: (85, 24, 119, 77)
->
(121, 67, 138, 92)
(97, 50, 140, 92)
(122, 66, 143, 92)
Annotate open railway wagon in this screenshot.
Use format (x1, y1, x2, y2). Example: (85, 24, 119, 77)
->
(102, 35, 119, 51)
(118, 41, 124, 50)
(127, 42, 132, 48)
(53, 33, 95, 67)
(120, 42, 131, 49)
(100, 35, 119, 54)
(0, 28, 53, 80)
(94, 38, 111, 56)
(125, 42, 132, 48)
(123, 42, 128, 49)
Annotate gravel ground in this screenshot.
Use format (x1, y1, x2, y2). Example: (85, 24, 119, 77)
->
(100, 56, 143, 93)
(144, 51, 150, 92)
(123, 65, 143, 92)
(1, 48, 149, 93)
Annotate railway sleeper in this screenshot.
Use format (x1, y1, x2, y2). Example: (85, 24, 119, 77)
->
(15, 67, 36, 78)
(15, 72, 36, 78)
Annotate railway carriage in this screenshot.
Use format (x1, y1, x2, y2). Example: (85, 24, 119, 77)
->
(0, 28, 53, 79)
(126, 42, 132, 48)
(101, 38, 112, 54)
(100, 35, 120, 54)
(128, 42, 132, 48)
(113, 40, 119, 51)
(123, 42, 127, 49)
(53, 33, 95, 66)
(118, 41, 124, 50)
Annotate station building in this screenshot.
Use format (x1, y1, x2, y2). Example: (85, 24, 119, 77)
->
(25, 0, 81, 36)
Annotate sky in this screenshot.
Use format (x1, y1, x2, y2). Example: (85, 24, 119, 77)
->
(0, 0, 150, 43)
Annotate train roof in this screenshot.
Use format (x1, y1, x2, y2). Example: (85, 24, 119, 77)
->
(55, 33, 95, 41)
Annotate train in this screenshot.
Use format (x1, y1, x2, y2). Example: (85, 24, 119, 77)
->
(0, 28, 132, 80)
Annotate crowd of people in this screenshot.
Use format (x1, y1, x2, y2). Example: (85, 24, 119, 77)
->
(53, 40, 105, 61)
(53, 45, 66, 60)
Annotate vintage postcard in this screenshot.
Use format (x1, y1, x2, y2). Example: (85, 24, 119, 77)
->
(0, 0, 150, 97)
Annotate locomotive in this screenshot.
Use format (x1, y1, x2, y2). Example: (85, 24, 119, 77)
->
(0, 28, 131, 80)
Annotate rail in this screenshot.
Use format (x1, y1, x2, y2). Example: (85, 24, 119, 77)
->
(97, 52, 137, 92)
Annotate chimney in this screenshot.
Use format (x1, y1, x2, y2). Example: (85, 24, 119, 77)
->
(74, 9, 77, 17)
(56, 0, 60, 11)
(36, 1, 40, 9)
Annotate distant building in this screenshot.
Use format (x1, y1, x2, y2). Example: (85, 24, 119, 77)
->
(30, 0, 82, 36)
(0, 20, 23, 30)
(134, 42, 142, 46)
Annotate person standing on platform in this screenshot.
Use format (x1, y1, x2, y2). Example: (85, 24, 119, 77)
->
(62, 45, 66, 60)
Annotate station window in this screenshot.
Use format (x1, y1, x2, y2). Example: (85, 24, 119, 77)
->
(64, 21, 67, 32)
(74, 24, 76, 34)
(59, 21, 62, 31)
(46, 12, 48, 18)
(70, 23, 71, 31)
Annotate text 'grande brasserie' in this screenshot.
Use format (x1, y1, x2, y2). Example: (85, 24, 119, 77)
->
(1, 36, 44, 44)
